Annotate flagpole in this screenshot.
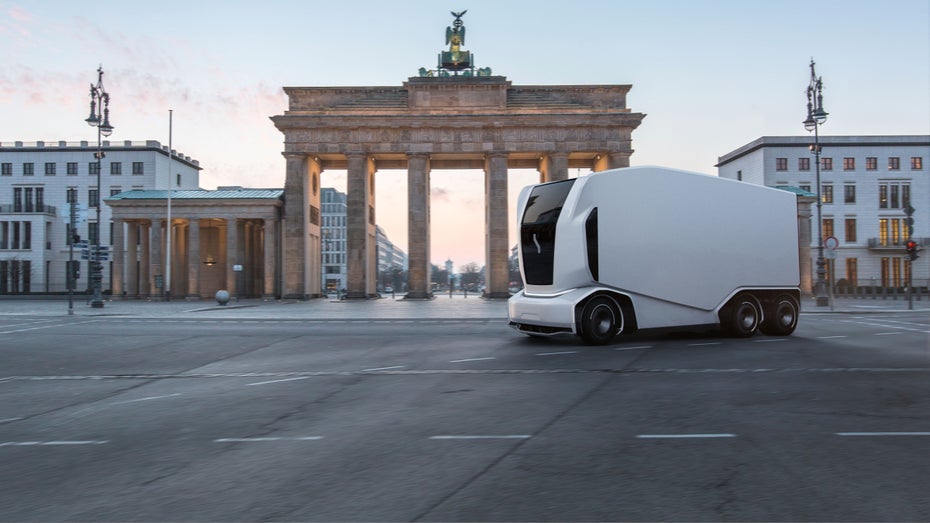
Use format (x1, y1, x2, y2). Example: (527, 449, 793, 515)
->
(166, 109, 173, 301)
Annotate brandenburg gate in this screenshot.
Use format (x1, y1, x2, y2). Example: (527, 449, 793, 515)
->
(271, 12, 645, 299)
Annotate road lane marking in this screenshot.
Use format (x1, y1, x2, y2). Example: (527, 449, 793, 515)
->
(246, 376, 310, 387)
(753, 338, 788, 343)
(0, 440, 109, 447)
(0, 417, 23, 424)
(615, 346, 652, 351)
(0, 319, 98, 334)
(110, 393, 182, 405)
(361, 365, 407, 372)
(214, 436, 323, 443)
(429, 435, 531, 440)
(636, 434, 736, 439)
(874, 332, 905, 336)
(449, 357, 496, 363)
(688, 342, 722, 347)
(535, 351, 577, 356)
(836, 432, 930, 437)
(817, 335, 847, 339)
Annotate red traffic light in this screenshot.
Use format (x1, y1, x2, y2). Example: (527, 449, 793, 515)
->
(906, 240, 918, 251)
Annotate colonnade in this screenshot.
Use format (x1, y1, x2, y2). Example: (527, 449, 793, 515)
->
(110, 216, 277, 299)
(281, 150, 632, 300)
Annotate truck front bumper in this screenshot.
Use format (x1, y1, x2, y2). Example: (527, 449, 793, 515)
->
(508, 288, 593, 336)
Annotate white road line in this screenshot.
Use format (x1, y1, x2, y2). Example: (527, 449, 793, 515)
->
(246, 376, 310, 387)
(110, 393, 182, 405)
(817, 335, 848, 339)
(535, 351, 577, 356)
(753, 338, 788, 343)
(449, 357, 495, 363)
(688, 342, 722, 347)
(836, 432, 930, 437)
(615, 345, 653, 351)
(0, 417, 23, 424)
(0, 440, 109, 447)
(214, 436, 323, 443)
(0, 319, 98, 334)
(361, 365, 406, 372)
(874, 332, 905, 336)
(429, 435, 532, 440)
(636, 433, 736, 439)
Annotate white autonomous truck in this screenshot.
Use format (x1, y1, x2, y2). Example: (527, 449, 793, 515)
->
(508, 166, 801, 345)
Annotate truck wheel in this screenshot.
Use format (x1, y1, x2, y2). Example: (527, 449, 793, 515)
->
(579, 296, 620, 345)
(722, 295, 760, 338)
(759, 295, 799, 336)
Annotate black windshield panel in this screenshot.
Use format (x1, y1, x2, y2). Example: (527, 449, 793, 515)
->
(521, 179, 576, 225)
(521, 179, 576, 285)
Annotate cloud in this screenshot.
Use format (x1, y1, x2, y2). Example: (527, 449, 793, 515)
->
(431, 187, 451, 202)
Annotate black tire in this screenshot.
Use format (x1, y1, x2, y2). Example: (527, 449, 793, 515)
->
(759, 295, 799, 336)
(578, 296, 621, 345)
(721, 295, 761, 338)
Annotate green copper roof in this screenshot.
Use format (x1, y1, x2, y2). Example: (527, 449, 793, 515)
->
(107, 189, 284, 201)
(775, 186, 816, 198)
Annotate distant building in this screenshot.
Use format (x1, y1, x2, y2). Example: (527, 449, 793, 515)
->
(718, 135, 929, 290)
(321, 188, 407, 295)
(0, 140, 201, 294)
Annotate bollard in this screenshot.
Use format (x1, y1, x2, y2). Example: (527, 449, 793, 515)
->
(215, 290, 230, 306)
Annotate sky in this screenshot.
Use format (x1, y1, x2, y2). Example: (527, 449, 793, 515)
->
(2, 0, 929, 269)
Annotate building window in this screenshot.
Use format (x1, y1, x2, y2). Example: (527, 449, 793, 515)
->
(88, 189, 99, 208)
(23, 163, 34, 176)
(110, 162, 121, 175)
(822, 218, 834, 239)
(879, 218, 906, 246)
(912, 157, 923, 170)
(88, 222, 99, 246)
(1, 163, 11, 175)
(866, 157, 877, 170)
(176, 173, 182, 187)
(775, 158, 788, 171)
(846, 258, 858, 287)
(110, 188, 121, 197)
(844, 184, 856, 204)
(822, 184, 833, 204)
(799, 183, 811, 193)
(67, 162, 78, 175)
(888, 157, 900, 170)
(12, 188, 21, 212)
(821, 158, 833, 171)
(798, 158, 810, 171)
(66, 188, 78, 204)
(843, 157, 855, 171)
(89, 162, 100, 175)
(845, 218, 857, 243)
(44, 162, 56, 175)
(132, 162, 144, 175)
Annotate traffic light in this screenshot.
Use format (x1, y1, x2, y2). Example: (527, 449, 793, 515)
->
(906, 240, 920, 261)
(905, 204, 915, 238)
(70, 261, 80, 281)
(71, 232, 81, 244)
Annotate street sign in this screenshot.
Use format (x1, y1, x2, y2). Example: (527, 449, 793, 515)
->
(825, 250, 837, 259)
(824, 236, 839, 250)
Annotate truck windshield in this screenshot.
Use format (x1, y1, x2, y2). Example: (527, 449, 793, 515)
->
(521, 179, 576, 285)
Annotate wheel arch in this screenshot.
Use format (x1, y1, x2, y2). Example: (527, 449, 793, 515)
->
(717, 288, 801, 325)
(574, 289, 638, 335)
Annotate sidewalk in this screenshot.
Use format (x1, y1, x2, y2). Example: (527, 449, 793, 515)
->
(0, 293, 927, 320)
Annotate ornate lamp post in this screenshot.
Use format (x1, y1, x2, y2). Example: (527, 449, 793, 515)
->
(84, 65, 114, 309)
(803, 59, 829, 307)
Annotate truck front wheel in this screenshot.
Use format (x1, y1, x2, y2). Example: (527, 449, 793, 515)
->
(579, 296, 621, 345)
(721, 294, 761, 338)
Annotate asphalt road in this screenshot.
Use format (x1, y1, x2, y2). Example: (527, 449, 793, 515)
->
(1, 311, 928, 521)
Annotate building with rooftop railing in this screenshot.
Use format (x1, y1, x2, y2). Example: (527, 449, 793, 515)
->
(718, 135, 929, 292)
(0, 140, 201, 294)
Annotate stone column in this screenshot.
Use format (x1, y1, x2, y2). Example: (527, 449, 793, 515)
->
(484, 152, 510, 299)
(307, 159, 322, 298)
(263, 217, 277, 298)
(406, 153, 432, 299)
(111, 218, 124, 297)
(345, 153, 375, 299)
(141, 223, 151, 297)
(282, 153, 308, 299)
(149, 220, 162, 297)
(188, 219, 201, 298)
(607, 151, 632, 170)
(226, 218, 238, 297)
(539, 152, 570, 183)
(126, 221, 138, 297)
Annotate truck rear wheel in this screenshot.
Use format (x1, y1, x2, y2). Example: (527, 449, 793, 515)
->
(721, 294, 761, 338)
(759, 295, 799, 336)
(579, 296, 621, 345)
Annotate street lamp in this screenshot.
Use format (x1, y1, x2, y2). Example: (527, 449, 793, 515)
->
(803, 59, 829, 307)
(84, 65, 114, 309)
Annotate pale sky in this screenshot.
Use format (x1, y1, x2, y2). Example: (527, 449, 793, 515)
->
(2, 0, 928, 268)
